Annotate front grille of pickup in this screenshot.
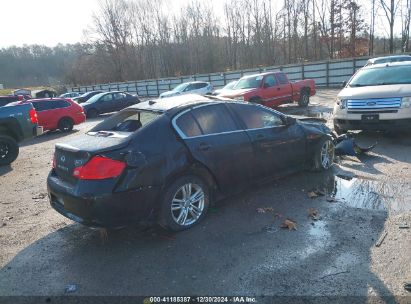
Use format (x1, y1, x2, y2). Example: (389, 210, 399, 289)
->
(347, 98, 401, 111)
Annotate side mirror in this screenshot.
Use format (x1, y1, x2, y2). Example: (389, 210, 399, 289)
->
(341, 81, 347, 88)
(284, 116, 296, 126)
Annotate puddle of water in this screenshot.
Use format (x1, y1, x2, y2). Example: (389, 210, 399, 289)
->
(328, 176, 411, 214)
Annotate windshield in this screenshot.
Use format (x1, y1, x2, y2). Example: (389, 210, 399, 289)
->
(223, 81, 237, 90)
(172, 83, 189, 92)
(233, 76, 262, 89)
(85, 92, 105, 103)
(89, 109, 161, 135)
(349, 66, 411, 87)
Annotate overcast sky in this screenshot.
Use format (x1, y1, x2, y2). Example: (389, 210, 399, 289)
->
(0, 0, 402, 48)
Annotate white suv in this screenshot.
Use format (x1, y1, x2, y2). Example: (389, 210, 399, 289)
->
(159, 81, 213, 98)
(333, 62, 411, 134)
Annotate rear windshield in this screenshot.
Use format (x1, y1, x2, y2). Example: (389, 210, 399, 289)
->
(349, 66, 411, 87)
(88, 109, 161, 137)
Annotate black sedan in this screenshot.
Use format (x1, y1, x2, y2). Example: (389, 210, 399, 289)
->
(82, 91, 140, 118)
(73, 91, 104, 104)
(48, 94, 334, 231)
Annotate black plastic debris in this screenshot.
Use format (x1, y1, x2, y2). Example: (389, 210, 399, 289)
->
(333, 134, 377, 156)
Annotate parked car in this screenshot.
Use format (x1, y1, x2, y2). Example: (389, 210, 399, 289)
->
(59, 92, 81, 98)
(73, 91, 104, 104)
(48, 94, 334, 230)
(159, 81, 213, 98)
(218, 72, 316, 108)
(13, 98, 86, 132)
(0, 95, 25, 107)
(212, 81, 237, 96)
(82, 91, 140, 118)
(333, 62, 411, 134)
(365, 55, 411, 66)
(0, 103, 42, 165)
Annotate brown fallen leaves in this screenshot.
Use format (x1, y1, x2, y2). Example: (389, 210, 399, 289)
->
(308, 208, 320, 221)
(281, 219, 297, 230)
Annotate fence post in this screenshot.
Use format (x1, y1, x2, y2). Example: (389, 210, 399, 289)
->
(156, 79, 159, 96)
(352, 58, 357, 74)
(117, 83, 120, 91)
(145, 84, 148, 97)
(135, 82, 138, 95)
(326, 61, 330, 87)
(223, 73, 226, 85)
(302, 63, 305, 80)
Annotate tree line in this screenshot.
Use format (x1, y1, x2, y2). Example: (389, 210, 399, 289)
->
(0, 0, 410, 88)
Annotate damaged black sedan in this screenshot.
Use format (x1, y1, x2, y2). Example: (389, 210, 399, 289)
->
(48, 95, 334, 231)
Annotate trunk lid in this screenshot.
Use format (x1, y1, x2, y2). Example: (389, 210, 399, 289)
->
(54, 133, 131, 183)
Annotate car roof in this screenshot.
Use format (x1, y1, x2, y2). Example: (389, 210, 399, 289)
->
(368, 55, 411, 62)
(130, 94, 231, 114)
(363, 61, 411, 69)
(25, 98, 69, 103)
(240, 71, 281, 78)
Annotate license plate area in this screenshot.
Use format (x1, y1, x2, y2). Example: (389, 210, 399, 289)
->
(361, 114, 379, 122)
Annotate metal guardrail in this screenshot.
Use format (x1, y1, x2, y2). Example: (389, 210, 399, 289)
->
(70, 56, 370, 97)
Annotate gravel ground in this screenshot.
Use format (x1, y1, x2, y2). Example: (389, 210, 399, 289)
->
(0, 90, 410, 302)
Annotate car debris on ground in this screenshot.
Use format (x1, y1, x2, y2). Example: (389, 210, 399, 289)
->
(281, 219, 297, 230)
(333, 133, 377, 157)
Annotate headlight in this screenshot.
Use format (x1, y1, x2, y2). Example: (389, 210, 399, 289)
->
(401, 97, 411, 108)
(336, 97, 347, 109)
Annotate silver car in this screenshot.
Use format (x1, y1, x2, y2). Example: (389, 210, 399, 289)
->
(159, 81, 213, 98)
(333, 62, 411, 133)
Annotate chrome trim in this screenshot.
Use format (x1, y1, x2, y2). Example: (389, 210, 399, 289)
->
(171, 102, 286, 140)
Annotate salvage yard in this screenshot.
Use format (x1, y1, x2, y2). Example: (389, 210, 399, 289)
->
(0, 89, 410, 300)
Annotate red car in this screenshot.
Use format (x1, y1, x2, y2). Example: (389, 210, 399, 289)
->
(15, 98, 86, 132)
(219, 72, 316, 108)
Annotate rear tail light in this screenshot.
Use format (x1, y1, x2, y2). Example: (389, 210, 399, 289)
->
(72, 156, 126, 180)
(29, 108, 38, 124)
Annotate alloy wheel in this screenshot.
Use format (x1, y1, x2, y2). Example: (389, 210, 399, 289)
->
(171, 183, 205, 226)
(0, 142, 9, 160)
(320, 140, 334, 169)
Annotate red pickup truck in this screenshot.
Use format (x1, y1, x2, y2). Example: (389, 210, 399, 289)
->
(218, 71, 316, 108)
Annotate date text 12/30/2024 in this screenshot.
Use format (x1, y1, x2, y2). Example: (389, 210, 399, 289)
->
(146, 297, 257, 303)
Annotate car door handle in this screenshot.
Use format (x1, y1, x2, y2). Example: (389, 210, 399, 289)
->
(256, 134, 265, 140)
(277, 87, 281, 90)
(197, 143, 212, 151)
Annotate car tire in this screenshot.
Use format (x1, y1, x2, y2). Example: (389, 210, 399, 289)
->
(313, 137, 335, 171)
(159, 175, 210, 231)
(87, 109, 99, 118)
(58, 118, 74, 132)
(0, 135, 19, 166)
(298, 90, 310, 107)
(249, 97, 262, 104)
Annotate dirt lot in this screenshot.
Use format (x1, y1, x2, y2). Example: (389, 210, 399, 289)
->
(0, 89, 410, 302)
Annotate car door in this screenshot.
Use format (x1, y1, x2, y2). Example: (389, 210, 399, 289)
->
(259, 75, 280, 107)
(228, 103, 306, 179)
(275, 73, 293, 104)
(173, 104, 255, 194)
(97, 93, 114, 113)
(112, 93, 127, 111)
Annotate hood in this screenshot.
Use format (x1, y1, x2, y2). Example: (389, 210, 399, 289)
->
(339, 84, 411, 99)
(297, 120, 332, 136)
(218, 88, 257, 98)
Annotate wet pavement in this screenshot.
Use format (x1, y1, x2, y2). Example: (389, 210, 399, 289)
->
(0, 89, 410, 301)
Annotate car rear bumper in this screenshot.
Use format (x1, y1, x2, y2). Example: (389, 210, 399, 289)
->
(47, 172, 160, 228)
(334, 118, 411, 131)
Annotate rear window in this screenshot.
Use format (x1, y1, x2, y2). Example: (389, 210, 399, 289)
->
(88, 109, 161, 136)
